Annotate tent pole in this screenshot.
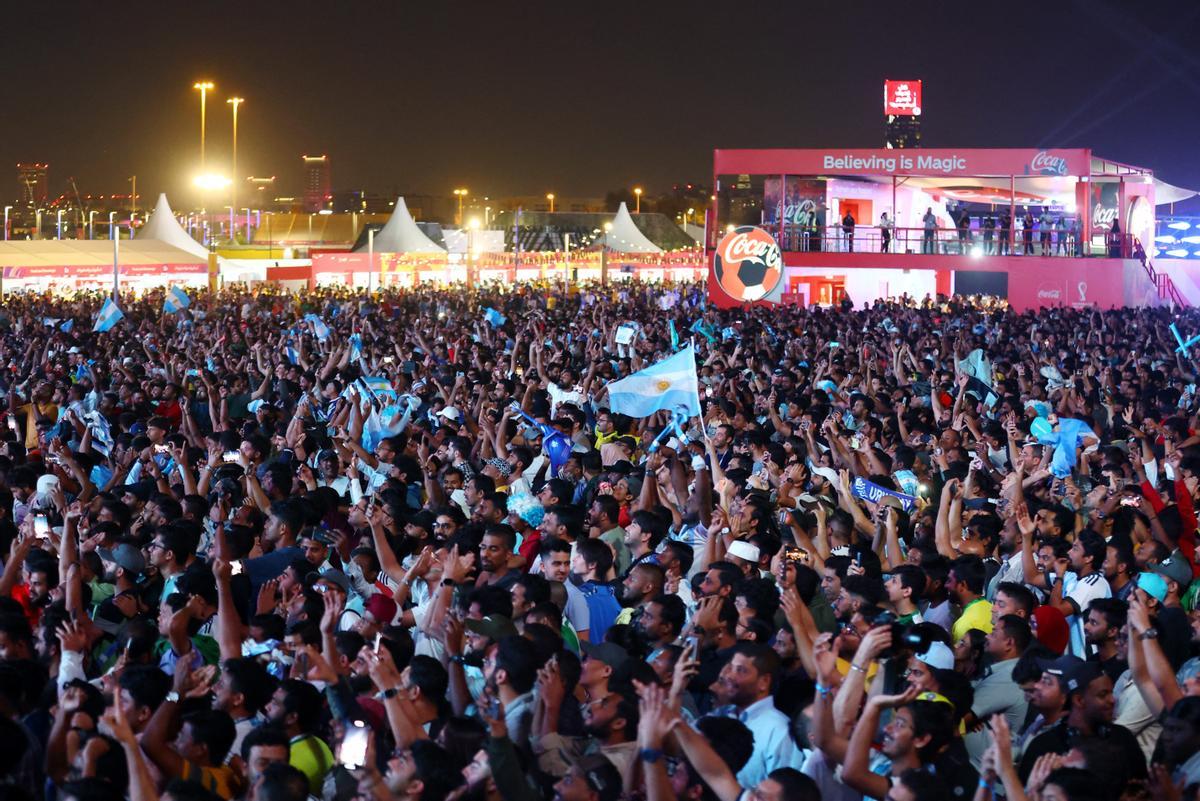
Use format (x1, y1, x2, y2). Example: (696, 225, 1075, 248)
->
(112, 224, 120, 301)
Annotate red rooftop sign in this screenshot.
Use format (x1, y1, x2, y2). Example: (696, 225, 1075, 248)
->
(884, 80, 922, 116)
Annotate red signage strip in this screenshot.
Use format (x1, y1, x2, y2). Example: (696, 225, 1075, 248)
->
(714, 148, 1093, 178)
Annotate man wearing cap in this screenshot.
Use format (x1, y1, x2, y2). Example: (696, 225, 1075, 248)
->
(93, 542, 147, 633)
(1018, 655, 1147, 784)
(1150, 552, 1194, 611)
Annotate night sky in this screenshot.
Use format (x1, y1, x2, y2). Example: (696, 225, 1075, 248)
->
(4, 1, 1200, 203)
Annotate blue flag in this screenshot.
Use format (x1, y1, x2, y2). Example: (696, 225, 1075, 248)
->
(93, 298, 124, 333)
(285, 345, 300, 365)
(851, 476, 917, 512)
(483, 307, 507, 327)
(669, 320, 679, 351)
(59, 319, 74, 333)
(163, 286, 191, 314)
(349, 333, 363, 362)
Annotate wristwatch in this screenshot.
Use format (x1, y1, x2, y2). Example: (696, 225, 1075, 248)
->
(165, 691, 180, 703)
(441, 578, 457, 588)
(382, 687, 401, 700)
(1139, 628, 1159, 640)
(639, 748, 665, 764)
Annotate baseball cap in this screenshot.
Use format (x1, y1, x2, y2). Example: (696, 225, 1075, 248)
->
(438, 406, 461, 423)
(98, 543, 146, 576)
(464, 614, 519, 641)
(1137, 572, 1169, 602)
(811, 466, 840, 485)
(308, 569, 351, 595)
(579, 641, 630, 672)
(1037, 654, 1103, 695)
(485, 457, 513, 478)
(576, 755, 621, 801)
(727, 540, 760, 563)
(1150, 553, 1194, 589)
(916, 641, 955, 671)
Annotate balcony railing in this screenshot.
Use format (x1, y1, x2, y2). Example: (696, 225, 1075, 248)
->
(773, 224, 1133, 258)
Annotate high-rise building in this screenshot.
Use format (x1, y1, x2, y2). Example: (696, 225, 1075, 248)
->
(883, 80, 922, 149)
(302, 155, 331, 212)
(16, 163, 49, 205)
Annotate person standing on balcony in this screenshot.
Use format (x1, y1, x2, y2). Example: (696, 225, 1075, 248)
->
(983, 216, 995, 254)
(842, 210, 856, 252)
(922, 207, 937, 254)
(1039, 209, 1053, 256)
(879, 212, 893, 253)
(999, 211, 1011, 255)
(957, 211, 971, 253)
(1023, 211, 1035, 254)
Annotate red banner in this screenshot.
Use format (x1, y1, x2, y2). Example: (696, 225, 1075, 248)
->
(714, 148, 1091, 178)
(884, 80, 922, 116)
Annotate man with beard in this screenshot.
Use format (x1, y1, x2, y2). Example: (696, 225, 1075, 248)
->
(637, 594, 686, 654)
(93, 543, 145, 632)
(262, 678, 336, 794)
(540, 537, 591, 642)
(212, 657, 276, 766)
(477, 525, 519, 590)
(237, 725, 292, 799)
(535, 655, 640, 780)
(481, 635, 538, 747)
(356, 739, 459, 801)
(614, 563, 664, 627)
(710, 642, 802, 787)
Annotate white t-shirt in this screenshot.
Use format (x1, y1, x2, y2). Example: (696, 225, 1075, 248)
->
(1066, 572, 1111, 658)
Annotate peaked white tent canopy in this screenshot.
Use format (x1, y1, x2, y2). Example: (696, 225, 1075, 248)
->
(356, 197, 445, 253)
(135, 194, 211, 261)
(605, 202, 661, 253)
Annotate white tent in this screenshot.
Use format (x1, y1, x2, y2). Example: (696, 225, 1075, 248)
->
(606, 202, 661, 253)
(135, 193, 211, 261)
(357, 197, 445, 253)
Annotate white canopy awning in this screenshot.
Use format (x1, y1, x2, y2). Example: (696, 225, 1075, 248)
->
(356, 197, 445, 253)
(135, 193, 211, 261)
(606, 202, 661, 253)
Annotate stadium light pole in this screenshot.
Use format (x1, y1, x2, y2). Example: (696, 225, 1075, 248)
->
(634, 187, 642, 214)
(2, 206, 10, 240)
(546, 193, 555, 213)
(193, 81, 215, 172)
(227, 96, 243, 238)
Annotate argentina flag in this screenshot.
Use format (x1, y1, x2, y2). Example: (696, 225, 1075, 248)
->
(163, 286, 191, 314)
(93, 298, 124, 333)
(606, 345, 701, 419)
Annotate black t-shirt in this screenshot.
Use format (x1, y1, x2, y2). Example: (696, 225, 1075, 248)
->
(1018, 720, 1147, 786)
(930, 738, 979, 800)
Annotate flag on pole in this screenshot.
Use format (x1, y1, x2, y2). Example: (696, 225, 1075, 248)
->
(606, 345, 701, 419)
(163, 286, 191, 314)
(303, 314, 331, 341)
(284, 345, 300, 364)
(93, 298, 124, 332)
(483, 307, 507, 327)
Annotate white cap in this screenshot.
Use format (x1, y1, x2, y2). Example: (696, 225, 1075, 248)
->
(916, 641, 954, 671)
(727, 540, 760, 563)
(811, 466, 840, 485)
(438, 406, 461, 423)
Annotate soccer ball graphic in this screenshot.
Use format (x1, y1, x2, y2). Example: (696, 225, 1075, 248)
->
(713, 226, 782, 302)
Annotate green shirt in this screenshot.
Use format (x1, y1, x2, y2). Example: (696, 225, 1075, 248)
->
(599, 527, 631, 576)
(290, 734, 336, 795)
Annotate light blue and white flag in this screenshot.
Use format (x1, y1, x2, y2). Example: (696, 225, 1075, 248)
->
(93, 298, 124, 333)
(606, 345, 701, 419)
(359, 376, 396, 402)
(348, 333, 363, 362)
(163, 286, 191, 314)
(483, 307, 507, 327)
(303, 314, 330, 341)
(60, 319, 74, 333)
(284, 345, 300, 365)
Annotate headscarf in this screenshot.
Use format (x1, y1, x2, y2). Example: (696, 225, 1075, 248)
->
(1032, 605, 1070, 655)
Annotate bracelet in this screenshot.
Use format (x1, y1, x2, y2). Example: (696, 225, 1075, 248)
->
(639, 748, 665, 764)
(815, 683, 833, 697)
(849, 662, 868, 674)
(978, 778, 994, 792)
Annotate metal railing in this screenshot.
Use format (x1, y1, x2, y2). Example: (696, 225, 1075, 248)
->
(1133, 237, 1187, 308)
(771, 224, 1133, 258)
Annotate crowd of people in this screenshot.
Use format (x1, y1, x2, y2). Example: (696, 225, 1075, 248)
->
(0, 281, 1198, 801)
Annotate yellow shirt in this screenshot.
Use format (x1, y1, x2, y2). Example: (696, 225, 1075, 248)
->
(18, 401, 57, 449)
(182, 759, 241, 800)
(952, 598, 994, 642)
(290, 734, 336, 795)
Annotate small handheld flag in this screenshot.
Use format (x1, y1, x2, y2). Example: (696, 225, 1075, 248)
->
(483, 307, 507, 327)
(93, 298, 124, 333)
(163, 286, 191, 314)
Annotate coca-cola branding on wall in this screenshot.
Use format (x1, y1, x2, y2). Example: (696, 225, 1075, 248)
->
(764, 178, 826, 229)
(712, 226, 783, 303)
(1090, 183, 1119, 232)
(1031, 151, 1068, 176)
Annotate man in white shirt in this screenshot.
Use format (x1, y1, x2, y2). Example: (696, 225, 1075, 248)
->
(1058, 531, 1111, 658)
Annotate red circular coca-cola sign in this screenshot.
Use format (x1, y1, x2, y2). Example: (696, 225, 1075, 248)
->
(713, 226, 782, 302)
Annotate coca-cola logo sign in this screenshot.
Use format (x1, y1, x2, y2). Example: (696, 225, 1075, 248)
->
(1036, 285, 1062, 301)
(713, 226, 782, 303)
(778, 199, 818, 226)
(1031, 151, 1068, 176)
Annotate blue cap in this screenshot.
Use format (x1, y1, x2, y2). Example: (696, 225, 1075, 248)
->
(1137, 572, 1169, 602)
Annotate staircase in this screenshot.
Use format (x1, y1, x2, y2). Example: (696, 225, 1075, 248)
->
(1134, 238, 1187, 307)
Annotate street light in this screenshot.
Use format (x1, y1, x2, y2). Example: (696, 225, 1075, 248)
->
(193, 81, 215, 174)
(601, 221, 613, 287)
(56, 210, 64, 240)
(634, 187, 643, 214)
(88, 210, 96, 240)
(466, 217, 480, 289)
(546, 193, 555, 213)
(108, 212, 115, 240)
(2, 206, 10, 241)
(685, 207, 695, 226)
(227, 96, 244, 237)
(453, 188, 468, 227)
